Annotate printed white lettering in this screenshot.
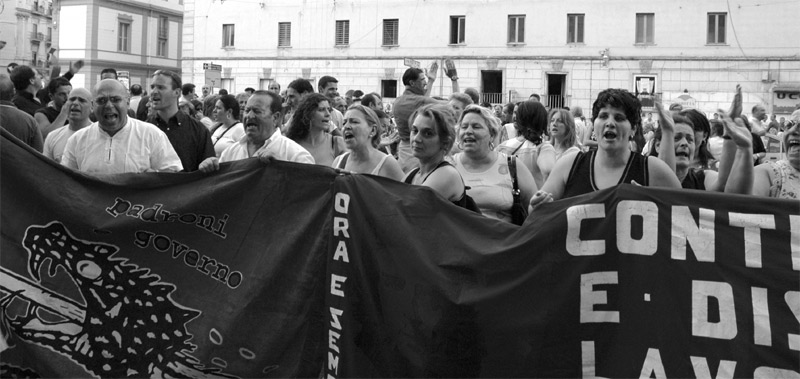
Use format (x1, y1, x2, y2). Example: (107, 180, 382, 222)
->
(333, 217, 350, 238)
(791, 216, 800, 272)
(334, 192, 350, 214)
(580, 272, 619, 323)
(753, 367, 800, 379)
(330, 307, 343, 330)
(786, 291, 800, 351)
(690, 356, 736, 379)
(617, 201, 658, 256)
(328, 330, 341, 353)
(331, 274, 346, 297)
(333, 240, 350, 262)
(581, 340, 609, 379)
(639, 348, 666, 379)
(752, 287, 772, 346)
(728, 213, 775, 268)
(671, 207, 715, 262)
(692, 280, 737, 340)
(567, 204, 606, 256)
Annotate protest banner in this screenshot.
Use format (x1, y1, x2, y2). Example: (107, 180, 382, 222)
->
(2, 131, 798, 378)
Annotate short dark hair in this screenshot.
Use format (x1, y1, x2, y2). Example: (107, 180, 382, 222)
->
(318, 76, 338, 91)
(130, 84, 143, 96)
(152, 70, 181, 90)
(353, 90, 364, 98)
(529, 93, 541, 101)
(361, 93, 380, 108)
(591, 88, 642, 131)
(409, 103, 457, 152)
(47, 77, 72, 95)
(244, 87, 255, 94)
(203, 94, 220, 117)
(252, 90, 283, 115)
(288, 78, 314, 95)
(181, 83, 196, 96)
(217, 95, 240, 120)
(101, 68, 118, 79)
(402, 68, 423, 86)
(10, 65, 36, 91)
(190, 99, 203, 114)
(218, 89, 228, 95)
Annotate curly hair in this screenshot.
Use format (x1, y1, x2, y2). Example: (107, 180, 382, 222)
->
(345, 104, 383, 148)
(591, 88, 642, 130)
(515, 101, 548, 145)
(409, 103, 457, 153)
(286, 93, 330, 142)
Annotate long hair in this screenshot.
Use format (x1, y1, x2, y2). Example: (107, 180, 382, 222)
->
(287, 93, 329, 142)
(515, 101, 548, 145)
(548, 108, 578, 150)
(679, 109, 713, 169)
(346, 104, 383, 148)
(409, 103, 457, 153)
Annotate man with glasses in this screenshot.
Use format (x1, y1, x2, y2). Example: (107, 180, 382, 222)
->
(60, 79, 182, 174)
(147, 70, 215, 172)
(392, 66, 439, 172)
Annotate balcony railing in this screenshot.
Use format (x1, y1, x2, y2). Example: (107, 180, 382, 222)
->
(30, 32, 44, 41)
(481, 93, 503, 105)
(547, 94, 565, 109)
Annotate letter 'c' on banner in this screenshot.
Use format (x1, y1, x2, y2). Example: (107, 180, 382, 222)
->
(567, 204, 605, 256)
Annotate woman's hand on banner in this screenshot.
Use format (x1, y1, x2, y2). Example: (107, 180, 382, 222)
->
(199, 157, 219, 173)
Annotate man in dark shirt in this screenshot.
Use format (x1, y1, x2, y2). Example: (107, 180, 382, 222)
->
(34, 77, 72, 139)
(147, 70, 214, 172)
(9, 65, 44, 117)
(0, 73, 43, 152)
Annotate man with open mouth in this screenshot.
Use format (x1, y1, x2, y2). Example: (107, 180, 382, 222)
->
(60, 79, 182, 174)
(43, 87, 93, 163)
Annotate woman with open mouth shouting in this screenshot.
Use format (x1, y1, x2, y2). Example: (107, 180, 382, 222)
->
(332, 104, 404, 181)
(529, 88, 681, 211)
(454, 104, 537, 223)
(286, 93, 346, 167)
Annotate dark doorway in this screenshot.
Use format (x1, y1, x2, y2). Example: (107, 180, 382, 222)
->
(381, 79, 398, 98)
(481, 70, 503, 104)
(547, 74, 566, 109)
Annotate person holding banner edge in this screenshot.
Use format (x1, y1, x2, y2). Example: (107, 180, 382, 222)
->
(529, 88, 680, 211)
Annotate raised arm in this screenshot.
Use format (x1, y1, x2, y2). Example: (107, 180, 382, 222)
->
(716, 111, 753, 194)
(654, 101, 676, 174)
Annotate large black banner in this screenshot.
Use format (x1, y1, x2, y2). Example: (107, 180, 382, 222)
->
(2, 130, 798, 378)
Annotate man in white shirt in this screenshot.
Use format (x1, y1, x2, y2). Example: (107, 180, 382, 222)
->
(44, 87, 93, 162)
(749, 104, 767, 137)
(199, 90, 313, 172)
(61, 79, 182, 174)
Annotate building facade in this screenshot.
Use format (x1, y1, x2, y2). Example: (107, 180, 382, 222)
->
(2, 0, 57, 76)
(182, 0, 800, 117)
(55, 0, 183, 90)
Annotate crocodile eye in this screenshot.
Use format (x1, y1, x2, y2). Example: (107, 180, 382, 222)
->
(77, 260, 101, 280)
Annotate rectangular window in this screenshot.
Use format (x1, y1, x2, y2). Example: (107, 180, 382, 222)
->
(335, 20, 349, 46)
(157, 16, 169, 57)
(635, 13, 654, 44)
(707, 13, 726, 44)
(383, 19, 399, 46)
(381, 79, 398, 98)
(449, 16, 465, 44)
(220, 78, 234, 93)
(278, 22, 291, 47)
(508, 15, 525, 44)
(222, 24, 235, 47)
(117, 22, 130, 52)
(567, 13, 584, 43)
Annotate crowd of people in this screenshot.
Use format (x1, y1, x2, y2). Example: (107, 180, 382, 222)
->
(1, 60, 797, 226)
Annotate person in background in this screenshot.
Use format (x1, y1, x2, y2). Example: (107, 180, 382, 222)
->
(333, 96, 348, 115)
(454, 104, 537, 223)
(10, 65, 44, 116)
(752, 111, 799, 199)
(129, 84, 144, 115)
(679, 109, 715, 170)
(268, 81, 281, 93)
(706, 119, 725, 165)
(190, 99, 213, 129)
(319, 76, 344, 130)
(181, 83, 197, 103)
(393, 67, 439, 172)
(44, 88, 93, 162)
(361, 93, 384, 113)
(571, 106, 588, 150)
(283, 78, 314, 127)
(34, 77, 71, 139)
(448, 92, 473, 125)
(498, 101, 555, 189)
(286, 93, 346, 167)
(548, 108, 582, 162)
(333, 104, 404, 181)
(0, 73, 43, 151)
(209, 94, 245, 157)
(235, 92, 251, 122)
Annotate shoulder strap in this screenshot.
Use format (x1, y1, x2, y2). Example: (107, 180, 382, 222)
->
(511, 139, 525, 155)
(507, 155, 521, 195)
(420, 160, 453, 184)
(404, 168, 420, 184)
(337, 152, 349, 169)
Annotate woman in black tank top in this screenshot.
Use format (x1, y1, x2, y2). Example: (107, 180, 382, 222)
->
(403, 104, 468, 207)
(529, 89, 681, 209)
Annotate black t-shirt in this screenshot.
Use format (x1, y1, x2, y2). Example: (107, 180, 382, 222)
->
(148, 111, 214, 172)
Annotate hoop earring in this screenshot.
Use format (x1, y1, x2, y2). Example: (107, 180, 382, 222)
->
(489, 141, 496, 151)
(457, 141, 465, 150)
